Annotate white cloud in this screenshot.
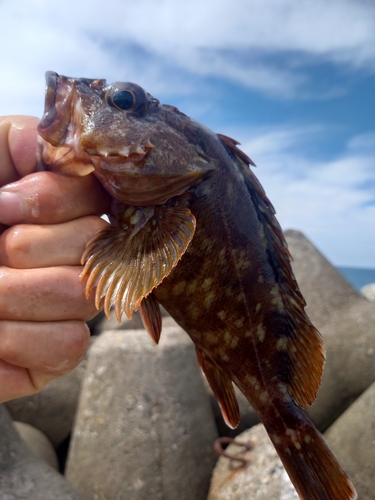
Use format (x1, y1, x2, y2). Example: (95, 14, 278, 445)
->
(0, 0, 373, 267)
(0, 0, 374, 114)
(236, 128, 375, 267)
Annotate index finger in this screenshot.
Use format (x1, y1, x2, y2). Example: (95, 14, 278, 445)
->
(0, 116, 39, 186)
(0, 171, 111, 226)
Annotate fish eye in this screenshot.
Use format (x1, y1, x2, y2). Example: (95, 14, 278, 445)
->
(105, 82, 148, 114)
(113, 91, 135, 111)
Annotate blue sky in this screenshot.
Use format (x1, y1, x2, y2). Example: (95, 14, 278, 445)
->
(0, 0, 374, 267)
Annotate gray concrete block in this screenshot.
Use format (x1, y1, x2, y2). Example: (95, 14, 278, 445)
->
(13, 421, 59, 470)
(65, 326, 218, 500)
(325, 380, 375, 499)
(5, 355, 88, 447)
(284, 229, 361, 330)
(306, 299, 375, 430)
(208, 424, 298, 500)
(0, 405, 86, 500)
(284, 230, 375, 430)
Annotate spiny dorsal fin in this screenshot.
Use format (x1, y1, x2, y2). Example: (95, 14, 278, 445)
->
(217, 133, 256, 166)
(80, 206, 196, 322)
(219, 132, 324, 407)
(196, 348, 240, 429)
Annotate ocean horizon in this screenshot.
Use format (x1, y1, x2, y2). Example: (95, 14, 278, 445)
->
(337, 266, 375, 292)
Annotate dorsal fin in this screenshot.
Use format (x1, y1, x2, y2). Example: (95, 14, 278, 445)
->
(218, 132, 324, 407)
(217, 133, 256, 166)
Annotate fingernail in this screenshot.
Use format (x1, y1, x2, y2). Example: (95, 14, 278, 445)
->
(0, 191, 23, 225)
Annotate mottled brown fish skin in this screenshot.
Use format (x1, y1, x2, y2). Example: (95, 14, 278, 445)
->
(153, 131, 354, 500)
(37, 72, 357, 500)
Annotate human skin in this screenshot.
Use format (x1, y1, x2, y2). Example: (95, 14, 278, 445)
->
(0, 116, 111, 403)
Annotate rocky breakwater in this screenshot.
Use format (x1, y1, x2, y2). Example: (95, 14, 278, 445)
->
(1, 229, 374, 499)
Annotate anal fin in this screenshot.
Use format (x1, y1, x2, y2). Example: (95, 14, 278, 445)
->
(139, 293, 162, 344)
(196, 348, 240, 429)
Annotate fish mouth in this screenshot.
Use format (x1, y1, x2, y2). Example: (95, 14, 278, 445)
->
(38, 71, 76, 147)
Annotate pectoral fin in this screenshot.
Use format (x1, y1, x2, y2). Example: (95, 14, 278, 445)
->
(196, 348, 240, 429)
(80, 205, 196, 322)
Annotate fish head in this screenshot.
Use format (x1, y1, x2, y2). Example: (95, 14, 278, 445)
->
(38, 71, 215, 205)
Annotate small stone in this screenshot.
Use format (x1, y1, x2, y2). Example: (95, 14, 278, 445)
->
(65, 326, 218, 500)
(361, 283, 375, 302)
(208, 424, 299, 500)
(325, 379, 375, 499)
(13, 421, 59, 470)
(0, 405, 86, 500)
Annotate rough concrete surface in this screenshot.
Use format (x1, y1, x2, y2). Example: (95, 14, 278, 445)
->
(325, 380, 375, 500)
(66, 326, 218, 500)
(0, 405, 86, 500)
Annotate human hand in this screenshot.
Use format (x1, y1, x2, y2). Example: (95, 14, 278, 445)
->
(0, 116, 111, 403)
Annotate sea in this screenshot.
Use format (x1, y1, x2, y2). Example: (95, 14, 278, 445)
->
(337, 266, 375, 292)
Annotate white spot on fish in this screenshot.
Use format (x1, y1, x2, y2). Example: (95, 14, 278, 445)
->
(186, 280, 198, 295)
(218, 248, 226, 263)
(217, 310, 227, 321)
(270, 284, 284, 310)
(234, 317, 245, 328)
(255, 302, 262, 313)
(231, 336, 239, 349)
(277, 338, 288, 351)
(271, 433, 282, 445)
(173, 281, 186, 295)
(246, 375, 260, 391)
(257, 323, 266, 342)
(202, 277, 213, 290)
(189, 305, 200, 320)
(218, 348, 230, 362)
(286, 428, 302, 450)
(204, 291, 216, 309)
(259, 391, 269, 402)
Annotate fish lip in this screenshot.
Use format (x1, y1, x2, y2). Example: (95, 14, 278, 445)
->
(38, 71, 74, 147)
(42, 71, 59, 123)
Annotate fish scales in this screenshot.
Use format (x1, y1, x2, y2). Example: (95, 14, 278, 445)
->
(37, 72, 357, 500)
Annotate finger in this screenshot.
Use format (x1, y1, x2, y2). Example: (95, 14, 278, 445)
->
(0, 216, 109, 268)
(0, 266, 99, 321)
(0, 319, 90, 403)
(0, 116, 39, 186)
(0, 171, 111, 226)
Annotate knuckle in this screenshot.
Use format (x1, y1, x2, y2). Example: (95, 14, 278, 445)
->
(0, 225, 31, 266)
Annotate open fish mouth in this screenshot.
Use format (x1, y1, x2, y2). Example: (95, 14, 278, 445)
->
(38, 71, 76, 147)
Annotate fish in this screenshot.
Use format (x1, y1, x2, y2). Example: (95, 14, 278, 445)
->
(37, 71, 356, 500)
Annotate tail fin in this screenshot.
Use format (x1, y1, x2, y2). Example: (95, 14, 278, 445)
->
(264, 410, 357, 500)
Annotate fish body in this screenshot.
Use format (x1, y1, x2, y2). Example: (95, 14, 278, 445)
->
(38, 72, 356, 500)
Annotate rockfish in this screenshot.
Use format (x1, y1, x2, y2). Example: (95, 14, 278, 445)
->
(37, 71, 356, 500)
